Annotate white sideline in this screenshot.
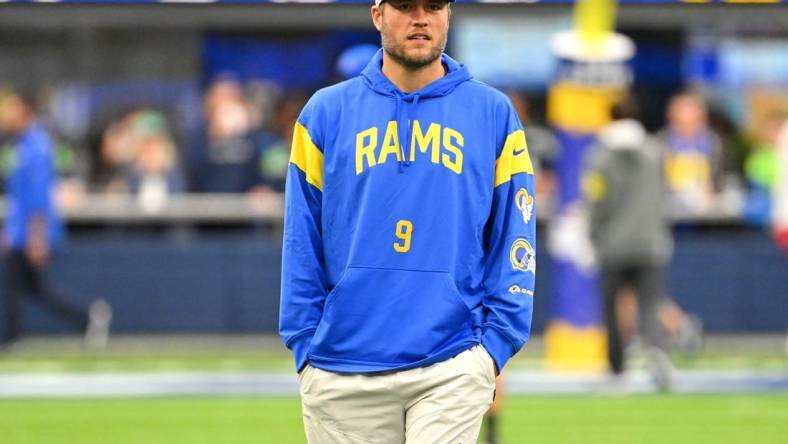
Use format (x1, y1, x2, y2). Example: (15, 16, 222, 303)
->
(0, 370, 786, 398)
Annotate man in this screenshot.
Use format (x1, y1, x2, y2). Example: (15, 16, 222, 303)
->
(584, 98, 673, 390)
(0, 89, 110, 349)
(657, 91, 725, 215)
(774, 116, 788, 251)
(279, 1, 535, 442)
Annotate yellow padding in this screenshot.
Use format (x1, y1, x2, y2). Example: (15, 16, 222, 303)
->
(575, 0, 617, 45)
(545, 321, 608, 372)
(290, 122, 324, 192)
(494, 130, 534, 188)
(548, 82, 623, 133)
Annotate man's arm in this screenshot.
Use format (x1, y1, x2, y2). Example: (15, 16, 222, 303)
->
(25, 215, 49, 267)
(481, 104, 536, 374)
(279, 116, 328, 373)
(20, 136, 55, 267)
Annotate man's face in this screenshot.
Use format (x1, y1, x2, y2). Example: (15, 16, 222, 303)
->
(0, 95, 26, 134)
(668, 95, 706, 137)
(372, 0, 450, 71)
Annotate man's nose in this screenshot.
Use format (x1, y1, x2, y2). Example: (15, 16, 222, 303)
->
(410, 6, 429, 23)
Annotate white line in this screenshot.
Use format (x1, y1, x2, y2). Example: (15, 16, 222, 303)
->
(0, 371, 786, 398)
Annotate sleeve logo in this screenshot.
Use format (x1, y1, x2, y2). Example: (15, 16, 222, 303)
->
(515, 188, 534, 224)
(508, 284, 534, 297)
(510, 239, 536, 274)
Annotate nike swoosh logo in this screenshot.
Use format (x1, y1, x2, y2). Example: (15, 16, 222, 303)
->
(513, 146, 527, 155)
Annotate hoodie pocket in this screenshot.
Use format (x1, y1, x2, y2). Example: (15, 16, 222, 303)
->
(309, 266, 472, 365)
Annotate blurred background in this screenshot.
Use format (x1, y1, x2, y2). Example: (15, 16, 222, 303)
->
(0, 1, 786, 443)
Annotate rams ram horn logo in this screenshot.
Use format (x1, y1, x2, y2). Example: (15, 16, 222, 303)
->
(510, 238, 536, 274)
(515, 188, 534, 224)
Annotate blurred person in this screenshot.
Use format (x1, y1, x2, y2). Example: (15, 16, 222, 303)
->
(51, 139, 89, 213)
(191, 75, 258, 192)
(93, 112, 137, 193)
(743, 111, 786, 226)
(657, 91, 725, 215)
(248, 93, 309, 195)
(585, 97, 673, 390)
(0, 89, 110, 349)
(615, 288, 703, 357)
(770, 114, 788, 250)
(279, 1, 535, 442)
(1, 117, 86, 212)
(92, 110, 184, 209)
(245, 78, 283, 132)
(657, 296, 703, 355)
(127, 111, 185, 213)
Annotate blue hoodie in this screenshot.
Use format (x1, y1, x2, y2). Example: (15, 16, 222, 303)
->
(4, 121, 63, 251)
(280, 50, 535, 374)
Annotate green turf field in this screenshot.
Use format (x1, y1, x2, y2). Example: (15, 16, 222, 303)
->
(1, 335, 785, 373)
(1, 394, 786, 444)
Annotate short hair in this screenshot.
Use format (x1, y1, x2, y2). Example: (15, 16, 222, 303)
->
(611, 96, 641, 122)
(1, 86, 38, 112)
(379, 1, 452, 14)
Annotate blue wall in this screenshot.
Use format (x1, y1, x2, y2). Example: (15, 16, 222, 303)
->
(3, 228, 786, 336)
(668, 229, 787, 332)
(4, 234, 282, 335)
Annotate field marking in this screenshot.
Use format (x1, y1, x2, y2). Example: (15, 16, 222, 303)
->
(0, 370, 786, 398)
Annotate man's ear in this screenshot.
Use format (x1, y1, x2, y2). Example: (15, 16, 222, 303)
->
(371, 6, 383, 32)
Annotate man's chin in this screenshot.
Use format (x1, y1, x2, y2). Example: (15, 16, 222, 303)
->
(388, 48, 442, 71)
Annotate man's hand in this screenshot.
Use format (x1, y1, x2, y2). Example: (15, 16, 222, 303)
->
(26, 216, 49, 268)
(26, 236, 49, 268)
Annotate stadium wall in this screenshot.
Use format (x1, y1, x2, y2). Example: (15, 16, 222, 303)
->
(2, 228, 785, 336)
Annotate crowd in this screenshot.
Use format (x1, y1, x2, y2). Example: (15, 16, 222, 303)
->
(511, 88, 788, 240)
(0, 77, 307, 215)
(1, 77, 786, 232)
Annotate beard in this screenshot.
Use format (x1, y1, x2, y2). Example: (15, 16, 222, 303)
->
(381, 26, 446, 71)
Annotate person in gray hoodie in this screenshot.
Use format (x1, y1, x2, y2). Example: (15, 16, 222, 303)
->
(584, 97, 674, 389)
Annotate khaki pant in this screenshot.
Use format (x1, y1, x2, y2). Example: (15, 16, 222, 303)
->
(298, 345, 496, 444)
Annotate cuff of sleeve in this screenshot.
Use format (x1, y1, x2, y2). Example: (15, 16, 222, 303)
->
(288, 331, 315, 373)
(481, 327, 517, 374)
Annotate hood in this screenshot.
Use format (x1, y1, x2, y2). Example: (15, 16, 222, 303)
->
(360, 49, 473, 172)
(361, 48, 472, 99)
(599, 119, 647, 151)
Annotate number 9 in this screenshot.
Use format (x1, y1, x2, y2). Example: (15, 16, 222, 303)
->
(394, 220, 413, 253)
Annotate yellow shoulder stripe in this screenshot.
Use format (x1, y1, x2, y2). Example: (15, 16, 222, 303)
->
(290, 122, 324, 192)
(494, 129, 534, 188)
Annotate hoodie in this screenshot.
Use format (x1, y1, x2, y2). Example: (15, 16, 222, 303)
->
(585, 119, 673, 268)
(279, 49, 535, 374)
(4, 121, 64, 251)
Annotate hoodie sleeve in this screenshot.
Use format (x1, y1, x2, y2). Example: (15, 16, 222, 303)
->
(19, 133, 55, 216)
(481, 99, 536, 373)
(279, 99, 328, 373)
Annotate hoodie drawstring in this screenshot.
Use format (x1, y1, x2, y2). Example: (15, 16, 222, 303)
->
(396, 93, 420, 173)
(360, 50, 471, 174)
(396, 97, 405, 173)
